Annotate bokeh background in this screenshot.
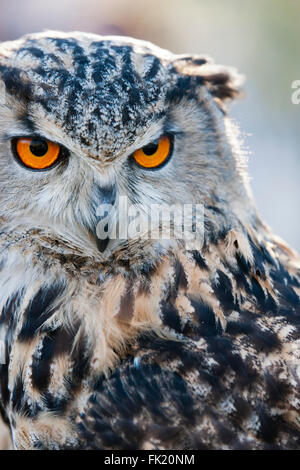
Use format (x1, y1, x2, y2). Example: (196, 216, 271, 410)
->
(0, 0, 299, 250)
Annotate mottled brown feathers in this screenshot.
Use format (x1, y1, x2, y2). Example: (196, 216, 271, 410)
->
(0, 31, 299, 450)
(0, 224, 299, 449)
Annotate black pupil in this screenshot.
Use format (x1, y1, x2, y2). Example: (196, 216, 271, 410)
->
(29, 140, 48, 157)
(142, 141, 159, 156)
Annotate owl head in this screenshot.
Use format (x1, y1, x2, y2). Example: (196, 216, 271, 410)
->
(0, 31, 252, 265)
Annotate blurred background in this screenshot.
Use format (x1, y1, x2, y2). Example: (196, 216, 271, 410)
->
(0, 0, 299, 249)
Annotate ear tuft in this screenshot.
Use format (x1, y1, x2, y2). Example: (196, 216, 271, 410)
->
(172, 55, 245, 105)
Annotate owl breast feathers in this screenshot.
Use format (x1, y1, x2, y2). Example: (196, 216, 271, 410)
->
(0, 31, 299, 450)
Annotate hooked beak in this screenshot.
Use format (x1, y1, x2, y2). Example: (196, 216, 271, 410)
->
(92, 184, 116, 253)
(95, 230, 110, 253)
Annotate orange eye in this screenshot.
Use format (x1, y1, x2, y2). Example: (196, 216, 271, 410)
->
(14, 138, 61, 170)
(132, 135, 173, 169)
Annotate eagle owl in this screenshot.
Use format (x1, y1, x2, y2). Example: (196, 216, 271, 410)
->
(0, 31, 299, 450)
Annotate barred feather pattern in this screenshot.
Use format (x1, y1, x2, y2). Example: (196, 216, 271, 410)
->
(0, 222, 299, 449)
(0, 31, 299, 450)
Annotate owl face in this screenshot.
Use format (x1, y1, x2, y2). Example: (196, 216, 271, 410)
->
(0, 31, 250, 262)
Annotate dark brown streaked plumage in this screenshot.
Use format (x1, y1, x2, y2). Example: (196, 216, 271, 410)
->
(0, 31, 299, 450)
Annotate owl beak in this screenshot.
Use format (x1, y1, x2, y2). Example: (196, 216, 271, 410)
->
(95, 234, 110, 253)
(92, 183, 116, 253)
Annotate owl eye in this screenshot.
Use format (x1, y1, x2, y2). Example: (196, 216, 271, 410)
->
(132, 134, 173, 169)
(13, 137, 62, 170)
